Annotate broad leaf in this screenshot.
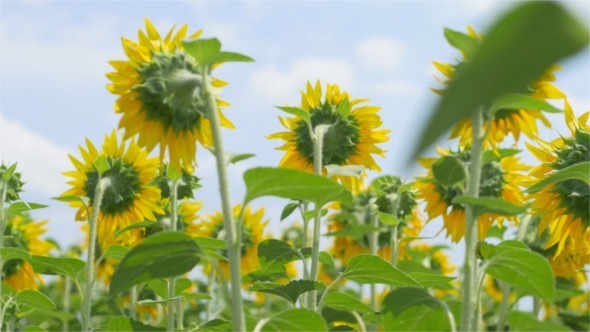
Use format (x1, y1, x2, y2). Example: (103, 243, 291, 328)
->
(322, 291, 373, 314)
(276, 106, 311, 126)
(30, 255, 85, 280)
(216, 51, 254, 64)
(452, 195, 526, 216)
(0, 247, 31, 262)
(114, 221, 162, 238)
(243, 167, 352, 207)
(507, 311, 569, 331)
(195, 237, 227, 250)
(444, 28, 479, 58)
(5, 202, 47, 216)
(147, 277, 193, 299)
(182, 38, 221, 69)
(199, 319, 232, 332)
(341, 255, 421, 287)
(490, 93, 563, 114)
(527, 162, 589, 193)
(377, 211, 399, 226)
(432, 156, 465, 186)
(408, 272, 456, 288)
(412, 1, 589, 158)
(381, 287, 439, 315)
(384, 306, 450, 331)
(249, 280, 325, 304)
(107, 316, 165, 332)
(109, 232, 201, 296)
(258, 239, 302, 267)
(103, 244, 129, 261)
(14, 290, 56, 310)
(259, 309, 327, 332)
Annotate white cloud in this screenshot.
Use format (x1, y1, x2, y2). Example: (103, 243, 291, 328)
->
(365, 80, 421, 96)
(356, 36, 406, 72)
(0, 113, 71, 198)
(249, 57, 355, 104)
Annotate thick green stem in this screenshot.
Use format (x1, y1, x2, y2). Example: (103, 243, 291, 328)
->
(130, 286, 138, 321)
(368, 206, 378, 311)
(0, 183, 7, 320)
(82, 177, 110, 332)
(308, 125, 328, 311)
(460, 109, 484, 331)
(203, 71, 245, 331)
(167, 179, 179, 332)
(389, 194, 400, 268)
(495, 283, 511, 332)
(63, 277, 72, 330)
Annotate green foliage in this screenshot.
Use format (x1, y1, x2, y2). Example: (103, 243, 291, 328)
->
(490, 93, 563, 115)
(526, 162, 589, 193)
(0, 247, 31, 261)
(102, 244, 129, 260)
(249, 280, 325, 304)
(258, 309, 327, 331)
(452, 195, 526, 216)
(341, 254, 421, 287)
(5, 202, 47, 217)
(147, 277, 193, 298)
(14, 290, 57, 310)
(109, 232, 201, 296)
(182, 38, 253, 71)
(432, 155, 466, 186)
(29, 255, 85, 280)
(506, 311, 570, 331)
(322, 291, 372, 314)
(280, 202, 299, 221)
(443, 28, 479, 57)
(276, 106, 311, 127)
(243, 167, 353, 206)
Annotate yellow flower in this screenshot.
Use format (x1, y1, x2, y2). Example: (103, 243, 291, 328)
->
(416, 147, 529, 242)
(527, 100, 589, 259)
(106, 18, 234, 168)
(483, 276, 515, 303)
(61, 130, 164, 247)
(268, 81, 390, 191)
(194, 205, 267, 280)
(3, 213, 55, 291)
(434, 26, 564, 148)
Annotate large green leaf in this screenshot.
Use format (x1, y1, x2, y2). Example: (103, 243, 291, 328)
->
(444, 28, 479, 57)
(412, 1, 589, 158)
(198, 319, 232, 332)
(384, 306, 450, 331)
(29, 255, 85, 280)
(490, 93, 563, 114)
(107, 316, 165, 332)
(0, 247, 31, 262)
(243, 167, 352, 207)
(381, 287, 439, 315)
(408, 272, 456, 288)
(102, 244, 129, 261)
(506, 311, 569, 331)
(5, 202, 47, 216)
(322, 291, 373, 314)
(485, 241, 554, 301)
(257, 239, 302, 268)
(147, 277, 193, 299)
(452, 195, 526, 216)
(109, 232, 201, 296)
(432, 155, 465, 186)
(194, 237, 227, 250)
(249, 280, 325, 304)
(341, 255, 421, 287)
(14, 290, 56, 310)
(259, 309, 327, 332)
(527, 162, 589, 193)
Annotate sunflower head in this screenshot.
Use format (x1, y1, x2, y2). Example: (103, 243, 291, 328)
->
(154, 164, 201, 200)
(268, 81, 390, 190)
(61, 130, 164, 246)
(0, 163, 24, 202)
(107, 18, 234, 168)
(416, 147, 529, 242)
(3, 213, 55, 291)
(527, 101, 589, 258)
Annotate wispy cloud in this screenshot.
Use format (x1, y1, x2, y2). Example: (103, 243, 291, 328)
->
(356, 36, 406, 72)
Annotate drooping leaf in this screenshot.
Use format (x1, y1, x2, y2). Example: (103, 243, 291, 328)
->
(5, 202, 47, 216)
(259, 309, 327, 332)
(322, 291, 373, 314)
(258, 239, 302, 268)
(243, 167, 352, 207)
(452, 195, 526, 216)
(14, 290, 56, 310)
(215, 51, 254, 64)
(29, 255, 85, 280)
(109, 232, 201, 296)
(276, 106, 311, 126)
(341, 255, 421, 287)
(527, 162, 589, 193)
(249, 280, 325, 304)
(412, 1, 589, 159)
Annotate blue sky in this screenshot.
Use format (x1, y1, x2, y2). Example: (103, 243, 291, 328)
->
(1, 0, 589, 264)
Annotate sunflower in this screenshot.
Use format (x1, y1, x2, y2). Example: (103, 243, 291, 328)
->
(2, 213, 55, 291)
(416, 147, 529, 242)
(106, 18, 234, 168)
(61, 130, 164, 247)
(527, 100, 589, 259)
(268, 81, 390, 191)
(483, 276, 515, 304)
(434, 26, 564, 148)
(0, 163, 24, 202)
(194, 205, 267, 280)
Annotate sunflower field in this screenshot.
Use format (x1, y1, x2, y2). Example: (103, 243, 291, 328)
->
(1, 1, 589, 331)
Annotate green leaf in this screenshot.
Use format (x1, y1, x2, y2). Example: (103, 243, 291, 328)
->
(52, 195, 89, 207)
(103, 244, 129, 261)
(385, 306, 450, 331)
(412, 1, 589, 159)
(302, 208, 328, 221)
(199, 319, 232, 332)
(107, 316, 165, 332)
(243, 167, 352, 207)
(341, 254, 421, 287)
(0, 247, 31, 262)
(490, 93, 563, 114)
(258, 239, 302, 268)
(182, 38, 222, 69)
(260, 309, 327, 332)
(432, 155, 465, 186)
(93, 156, 110, 177)
(325, 224, 379, 241)
(408, 272, 456, 288)
(319, 251, 335, 267)
(527, 162, 590, 193)
(507, 311, 570, 331)
(30, 255, 85, 280)
(452, 195, 526, 217)
(280, 202, 299, 221)
(276, 106, 311, 126)
(2, 162, 18, 182)
(485, 241, 554, 301)
(243, 264, 289, 283)
(180, 292, 212, 301)
(14, 290, 56, 310)
(216, 51, 254, 64)
(147, 277, 193, 299)
(322, 291, 373, 314)
(336, 98, 351, 117)
(114, 221, 162, 238)
(377, 211, 399, 226)
(109, 232, 201, 296)
(227, 153, 256, 165)
(482, 148, 521, 164)
(194, 237, 227, 250)
(24, 327, 47, 332)
(249, 280, 325, 304)
(444, 28, 479, 58)
(5, 202, 47, 216)
(325, 165, 364, 178)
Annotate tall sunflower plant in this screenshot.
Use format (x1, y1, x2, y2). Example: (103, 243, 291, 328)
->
(2, 2, 590, 332)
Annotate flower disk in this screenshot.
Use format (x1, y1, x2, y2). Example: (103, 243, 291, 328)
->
(268, 81, 390, 190)
(61, 130, 163, 246)
(106, 18, 234, 168)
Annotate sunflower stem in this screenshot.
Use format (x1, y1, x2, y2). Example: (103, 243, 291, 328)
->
(389, 193, 400, 268)
(167, 178, 180, 332)
(63, 276, 72, 330)
(308, 125, 328, 311)
(82, 177, 111, 332)
(0, 182, 7, 318)
(495, 282, 511, 332)
(130, 286, 138, 321)
(203, 71, 245, 331)
(368, 203, 378, 312)
(460, 108, 484, 332)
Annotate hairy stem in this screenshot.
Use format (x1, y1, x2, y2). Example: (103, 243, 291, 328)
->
(167, 179, 179, 332)
(460, 109, 484, 331)
(82, 177, 111, 332)
(0, 182, 7, 320)
(203, 71, 245, 331)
